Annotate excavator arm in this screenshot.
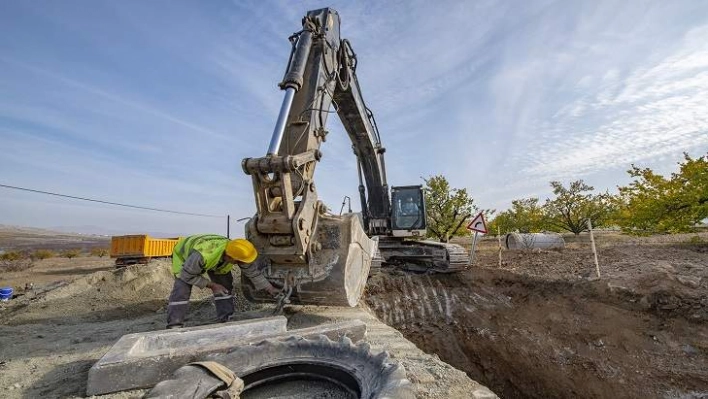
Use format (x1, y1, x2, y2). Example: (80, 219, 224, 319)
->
(331, 39, 390, 236)
(242, 8, 379, 306)
(241, 8, 467, 307)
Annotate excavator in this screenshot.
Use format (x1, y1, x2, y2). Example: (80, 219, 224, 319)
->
(241, 7, 468, 307)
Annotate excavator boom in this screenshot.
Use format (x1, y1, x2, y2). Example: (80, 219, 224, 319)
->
(242, 8, 467, 307)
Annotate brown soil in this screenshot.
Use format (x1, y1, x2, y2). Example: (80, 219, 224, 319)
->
(365, 234, 708, 399)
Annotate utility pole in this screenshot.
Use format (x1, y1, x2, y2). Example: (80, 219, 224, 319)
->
(227, 214, 230, 239)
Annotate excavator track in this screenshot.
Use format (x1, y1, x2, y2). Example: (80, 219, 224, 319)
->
(374, 238, 469, 274)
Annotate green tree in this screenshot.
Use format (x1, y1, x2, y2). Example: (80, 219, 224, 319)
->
(543, 180, 613, 235)
(488, 197, 547, 234)
(423, 175, 477, 242)
(615, 152, 708, 234)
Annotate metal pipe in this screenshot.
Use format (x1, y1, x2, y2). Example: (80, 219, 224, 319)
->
(267, 87, 296, 156)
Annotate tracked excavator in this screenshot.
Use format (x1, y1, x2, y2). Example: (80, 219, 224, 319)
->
(241, 8, 468, 307)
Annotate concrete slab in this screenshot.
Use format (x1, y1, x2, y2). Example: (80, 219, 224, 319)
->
(87, 316, 287, 396)
(87, 316, 367, 396)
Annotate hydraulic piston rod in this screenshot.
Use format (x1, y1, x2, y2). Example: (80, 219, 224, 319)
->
(267, 87, 296, 156)
(267, 21, 314, 156)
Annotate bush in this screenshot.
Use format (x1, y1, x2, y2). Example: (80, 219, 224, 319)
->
(0, 251, 24, 261)
(61, 249, 82, 259)
(33, 249, 55, 260)
(90, 248, 109, 258)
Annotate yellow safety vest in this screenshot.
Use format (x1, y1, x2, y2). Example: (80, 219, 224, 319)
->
(172, 234, 233, 276)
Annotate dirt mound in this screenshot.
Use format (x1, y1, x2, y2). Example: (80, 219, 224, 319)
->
(365, 246, 708, 399)
(1, 261, 212, 325)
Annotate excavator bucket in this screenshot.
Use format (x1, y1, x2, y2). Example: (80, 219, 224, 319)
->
(242, 213, 377, 307)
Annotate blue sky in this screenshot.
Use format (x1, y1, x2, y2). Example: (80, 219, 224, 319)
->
(1, 1, 707, 236)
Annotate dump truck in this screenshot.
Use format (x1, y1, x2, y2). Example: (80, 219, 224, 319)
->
(110, 235, 180, 266)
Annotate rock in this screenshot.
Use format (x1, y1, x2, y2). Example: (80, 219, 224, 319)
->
(13, 383, 21, 389)
(638, 296, 652, 310)
(653, 263, 676, 274)
(682, 344, 698, 356)
(676, 276, 701, 289)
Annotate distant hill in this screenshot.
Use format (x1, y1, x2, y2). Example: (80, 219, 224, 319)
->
(0, 224, 111, 252)
(48, 225, 178, 238)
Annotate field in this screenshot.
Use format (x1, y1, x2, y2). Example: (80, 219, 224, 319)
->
(1, 227, 706, 398)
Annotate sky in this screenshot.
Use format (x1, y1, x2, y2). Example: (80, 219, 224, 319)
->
(1, 0, 707, 237)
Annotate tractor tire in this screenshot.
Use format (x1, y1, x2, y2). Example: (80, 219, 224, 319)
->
(147, 335, 414, 399)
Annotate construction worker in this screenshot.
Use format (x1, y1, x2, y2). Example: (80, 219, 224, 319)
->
(167, 234, 280, 328)
(401, 197, 420, 216)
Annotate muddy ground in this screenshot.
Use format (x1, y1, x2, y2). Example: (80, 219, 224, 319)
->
(366, 232, 708, 399)
(1, 229, 706, 398)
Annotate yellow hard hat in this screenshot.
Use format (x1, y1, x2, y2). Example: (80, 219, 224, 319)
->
(225, 239, 258, 263)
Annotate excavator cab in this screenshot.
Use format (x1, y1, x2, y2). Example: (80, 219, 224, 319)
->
(390, 186, 426, 237)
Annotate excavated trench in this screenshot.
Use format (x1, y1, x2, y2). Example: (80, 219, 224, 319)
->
(364, 267, 708, 399)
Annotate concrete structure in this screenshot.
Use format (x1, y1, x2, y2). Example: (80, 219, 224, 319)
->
(505, 232, 565, 250)
(87, 316, 367, 396)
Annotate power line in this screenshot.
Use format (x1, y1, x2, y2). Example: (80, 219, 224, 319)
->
(0, 183, 223, 218)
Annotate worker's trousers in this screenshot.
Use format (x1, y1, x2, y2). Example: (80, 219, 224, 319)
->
(166, 271, 234, 329)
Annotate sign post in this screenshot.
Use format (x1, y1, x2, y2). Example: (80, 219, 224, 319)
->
(466, 213, 488, 266)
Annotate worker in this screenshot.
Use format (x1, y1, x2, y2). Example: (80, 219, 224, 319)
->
(401, 197, 420, 216)
(167, 234, 280, 329)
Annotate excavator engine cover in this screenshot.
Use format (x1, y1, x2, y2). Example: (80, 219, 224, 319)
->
(242, 213, 377, 307)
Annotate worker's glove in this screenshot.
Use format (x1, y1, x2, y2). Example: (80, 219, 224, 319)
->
(208, 282, 229, 296)
(265, 283, 282, 297)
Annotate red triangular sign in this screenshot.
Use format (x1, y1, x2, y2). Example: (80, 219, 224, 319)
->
(466, 212, 487, 234)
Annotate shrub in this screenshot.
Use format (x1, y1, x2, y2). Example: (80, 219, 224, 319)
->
(0, 251, 24, 261)
(90, 248, 109, 258)
(61, 249, 82, 259)
(33, 249, 55, 260)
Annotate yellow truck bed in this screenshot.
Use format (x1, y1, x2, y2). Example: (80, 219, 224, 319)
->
(110, 235, 180, 265)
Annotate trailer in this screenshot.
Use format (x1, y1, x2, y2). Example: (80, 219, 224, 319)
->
(110, 235, 180, 266)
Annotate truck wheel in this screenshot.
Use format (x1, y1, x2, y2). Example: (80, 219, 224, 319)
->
(149, 335, 414, 399)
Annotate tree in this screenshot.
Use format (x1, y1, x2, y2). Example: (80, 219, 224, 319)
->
(33, 249, 55, 260)
(90, 248, 109, 258)
(614, 152, 708, 234)
(488, 197, 547, 234)
(543, 180, 613, 235)
(61, 249, 81, 259)
(423, 175, 477, 242)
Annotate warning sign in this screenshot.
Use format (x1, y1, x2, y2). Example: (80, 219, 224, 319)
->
(466, 212, 487, 234)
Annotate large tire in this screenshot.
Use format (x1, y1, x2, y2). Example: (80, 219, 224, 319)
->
(148, 335, 414, 399)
